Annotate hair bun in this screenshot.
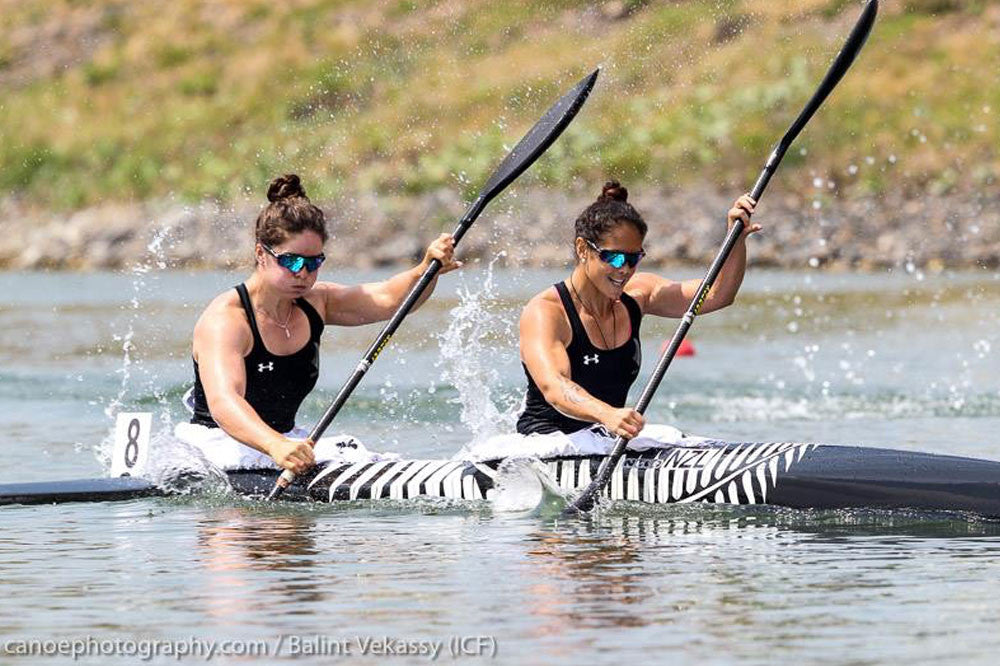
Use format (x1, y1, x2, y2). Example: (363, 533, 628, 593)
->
(267, 174, 307, 202)
(599, 180, 628, 202)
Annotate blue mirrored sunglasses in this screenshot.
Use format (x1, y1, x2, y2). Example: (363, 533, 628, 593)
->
(262, 243, 326, 273)
(586, 240, 645, 269)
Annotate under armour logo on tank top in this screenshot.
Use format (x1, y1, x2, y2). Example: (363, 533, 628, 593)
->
(583, 354, 600, 365)
(258, 362, 274, 372)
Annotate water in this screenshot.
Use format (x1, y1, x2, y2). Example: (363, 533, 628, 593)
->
(1, 266, 999, 664)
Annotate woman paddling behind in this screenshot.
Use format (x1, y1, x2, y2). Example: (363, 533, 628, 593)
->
(182, 174, 460, 473)
(517, 181, 760, 439)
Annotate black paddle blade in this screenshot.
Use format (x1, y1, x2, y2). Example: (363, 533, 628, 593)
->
(782, 0, 878, 149)
(479, 69, 599, 206)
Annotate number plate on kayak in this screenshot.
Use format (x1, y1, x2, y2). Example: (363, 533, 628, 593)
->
(111, 412, 152, 477)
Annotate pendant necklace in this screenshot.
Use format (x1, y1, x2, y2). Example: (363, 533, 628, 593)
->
(257, 304, 293, 339)
(570, 276, 616, 350)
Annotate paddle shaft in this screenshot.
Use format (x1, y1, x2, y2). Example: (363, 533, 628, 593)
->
(266, 69, 600, 500)
(307, 197, 484, 443)
(565, 1, 878, 513)
(267, 197, 485, 498)
(616, 157, 771, 419)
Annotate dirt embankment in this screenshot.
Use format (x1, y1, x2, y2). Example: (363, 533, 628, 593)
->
(0, 186, 997, 272)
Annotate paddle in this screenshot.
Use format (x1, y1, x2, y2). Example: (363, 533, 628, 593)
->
(267, 68, 601, 500)
(564, 0, 879, 514)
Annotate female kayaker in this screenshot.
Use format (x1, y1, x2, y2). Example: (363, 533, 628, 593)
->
(184, 174, 460, 474)
(517, 180, 760, 438)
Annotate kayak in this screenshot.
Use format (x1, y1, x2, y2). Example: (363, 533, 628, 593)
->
(4, 440, 1000, 516)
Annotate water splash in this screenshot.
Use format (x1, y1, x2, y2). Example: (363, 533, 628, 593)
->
(435, 254, 521, 443)
(94, 421, 230, 493)
(142, 429, 231, 495)
(98, 225, 176, 467)
(491, 458, 568, 514)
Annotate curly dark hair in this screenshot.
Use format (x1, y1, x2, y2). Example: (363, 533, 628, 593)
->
(254, 174, 328, 246)
(573, 180, 647, 250)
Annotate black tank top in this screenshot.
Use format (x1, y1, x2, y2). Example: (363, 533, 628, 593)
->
(517, 282, 642, 435)
(190, 283, 324, 433)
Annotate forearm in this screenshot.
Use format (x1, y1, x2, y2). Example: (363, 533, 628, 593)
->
(541, 376, 613, 426)
(209, 394, 286, 456)
(380, 261, 438, 315)
(702, 237, 748, 313)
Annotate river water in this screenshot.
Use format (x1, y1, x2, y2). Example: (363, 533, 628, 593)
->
(1, 265, 999, 664)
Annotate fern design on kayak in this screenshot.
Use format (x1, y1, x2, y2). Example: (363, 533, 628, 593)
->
(547, 442, 818, 505)
(298, 442, 818, 504)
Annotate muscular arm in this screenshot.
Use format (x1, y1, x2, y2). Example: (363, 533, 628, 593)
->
(192, 302, 313, 473)
(193, 309, 285, 455)
(626, 253, 746, 319)
(519, 295, 614, 426)
(315, 264, 439, 327)
(316, 233, 459, 326)
(628, 195, 758, 317)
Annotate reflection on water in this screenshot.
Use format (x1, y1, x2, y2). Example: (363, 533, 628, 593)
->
(195, 511, 325, 627)
(524, 524, 651, 634)
(5, 495, 1000, 663)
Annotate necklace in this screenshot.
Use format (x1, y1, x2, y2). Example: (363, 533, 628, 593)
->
(569, 276, 616, 350)
(256, 303, 293, 339)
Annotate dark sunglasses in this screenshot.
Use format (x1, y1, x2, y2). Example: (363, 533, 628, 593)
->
(261, 243, 326, 273)
(586, 240, 645, 269)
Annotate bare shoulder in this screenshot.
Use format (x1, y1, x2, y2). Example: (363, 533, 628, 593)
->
(302, 281, 342, 318)
(625, 272, 673, 310)
(193, 290, 252, 360)
(520, 286, 570, 344)
(305, 280, 366, 325)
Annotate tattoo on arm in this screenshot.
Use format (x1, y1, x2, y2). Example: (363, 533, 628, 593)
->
(559, 377, 587, 405)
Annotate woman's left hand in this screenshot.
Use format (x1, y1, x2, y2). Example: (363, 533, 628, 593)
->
(421, 233, 463, 274)
(727, 193, 762, 238)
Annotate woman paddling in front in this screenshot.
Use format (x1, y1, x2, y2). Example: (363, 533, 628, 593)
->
(517, 181, 760, 439)
(181, 174, 460, 474)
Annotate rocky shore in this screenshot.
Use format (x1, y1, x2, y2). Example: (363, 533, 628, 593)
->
(0, 186, 997, 272)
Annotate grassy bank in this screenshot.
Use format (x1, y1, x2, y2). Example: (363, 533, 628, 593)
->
(0, 0, 997, 212)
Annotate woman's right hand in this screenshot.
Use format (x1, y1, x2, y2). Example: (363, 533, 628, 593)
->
(268, 437, 315, 474)
(420, 233, 463, 275)
(727, 193, 762, 238)
(601, 407, 645, 440)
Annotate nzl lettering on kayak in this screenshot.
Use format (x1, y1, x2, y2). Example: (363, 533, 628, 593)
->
(636, 448, 717, 470)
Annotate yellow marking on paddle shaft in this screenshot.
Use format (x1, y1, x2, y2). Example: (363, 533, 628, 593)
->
(692, 289, 709, 316)
(371, 335, 392, 361)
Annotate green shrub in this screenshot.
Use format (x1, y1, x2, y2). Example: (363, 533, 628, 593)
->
(179, 70, 219, 97)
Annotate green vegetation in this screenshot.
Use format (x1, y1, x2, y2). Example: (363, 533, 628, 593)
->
(0, 0, 997, 210)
